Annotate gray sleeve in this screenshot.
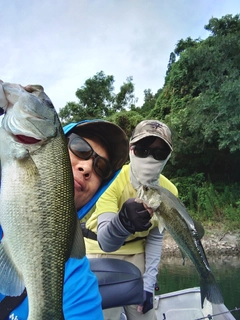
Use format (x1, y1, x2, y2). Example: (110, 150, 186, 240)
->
(97, 212, 131, 252)
(143, 227, 164, 292)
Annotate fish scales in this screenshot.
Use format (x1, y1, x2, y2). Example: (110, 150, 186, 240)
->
(136, 185, 224, 308)
(157, 202, 211, 276)
(0, 82, 85, 319)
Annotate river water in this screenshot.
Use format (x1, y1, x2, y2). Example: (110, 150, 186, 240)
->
(156, 256, 240, 319)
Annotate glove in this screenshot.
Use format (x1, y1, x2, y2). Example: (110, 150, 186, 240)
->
(118, 198, 152, 234)
(142, 290, 154, 314)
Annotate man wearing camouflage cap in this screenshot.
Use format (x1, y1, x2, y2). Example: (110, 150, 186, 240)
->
(85, 120, 178, 320)
(129, 120, 173, 190)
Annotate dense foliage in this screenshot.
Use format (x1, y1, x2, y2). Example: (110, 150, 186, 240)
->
(151, 14, 240, 184)
(59, 14, 240, 229)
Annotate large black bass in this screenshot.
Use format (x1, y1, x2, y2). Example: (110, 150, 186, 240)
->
(0, 81, 85, 319)
(136, 185, 224, 308)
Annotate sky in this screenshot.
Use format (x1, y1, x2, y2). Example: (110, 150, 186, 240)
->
(1, 0, 239, 112)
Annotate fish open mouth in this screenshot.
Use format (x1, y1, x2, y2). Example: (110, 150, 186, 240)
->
(15, 135, 42, 144)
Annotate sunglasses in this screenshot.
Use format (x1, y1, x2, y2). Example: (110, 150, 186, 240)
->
(131, 145, 170, 161)
(68, 133, 113, 180)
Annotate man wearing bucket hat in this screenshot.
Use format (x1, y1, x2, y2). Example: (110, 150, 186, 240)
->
(0, 119, 129, 320)
(64, 120, 129, 213)
(85, 120, 178, 320)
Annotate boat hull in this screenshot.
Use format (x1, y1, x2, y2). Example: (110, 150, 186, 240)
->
(154, 287, 236, 320)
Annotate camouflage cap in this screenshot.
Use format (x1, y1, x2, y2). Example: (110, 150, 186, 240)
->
(130, 120, 173, 151)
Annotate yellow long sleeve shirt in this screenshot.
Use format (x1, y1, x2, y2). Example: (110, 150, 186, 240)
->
(85, 164, 178, 255)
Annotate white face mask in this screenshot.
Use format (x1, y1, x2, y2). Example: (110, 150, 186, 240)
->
(129, 151, 171, 189)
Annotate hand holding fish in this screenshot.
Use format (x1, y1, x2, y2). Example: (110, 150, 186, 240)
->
(118, 198, 152, 233)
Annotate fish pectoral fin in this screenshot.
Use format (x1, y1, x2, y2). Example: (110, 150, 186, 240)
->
(157, 224, 164, 234)
(70, 217, 86, 259)
(193, 219, 205, 239)
(0, 242, 25, 296)
(155, 215, 165, 233)
(178, 247, 188, 266)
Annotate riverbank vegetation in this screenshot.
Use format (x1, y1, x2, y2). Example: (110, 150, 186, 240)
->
(59, 14, 240, 231)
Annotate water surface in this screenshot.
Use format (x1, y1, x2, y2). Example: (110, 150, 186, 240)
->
(156, 256, 240, 319)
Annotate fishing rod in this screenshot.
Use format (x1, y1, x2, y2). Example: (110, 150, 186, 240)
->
(161, 307, 240, 320)
(194, 307, 240, 320)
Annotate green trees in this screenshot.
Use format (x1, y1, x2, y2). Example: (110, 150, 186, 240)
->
(59, 71, 137, 125)
(114, 76, 137, 111)
(150, 14, 240, 183)
(139, 89, 161, 117)
(75, 71, 115, 118)
(59, 15, 240, 183)
(58, 14, 240, 227)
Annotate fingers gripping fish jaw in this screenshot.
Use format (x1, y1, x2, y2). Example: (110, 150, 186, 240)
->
(0, 82, 58, 142)
(136, 185, 161, 211)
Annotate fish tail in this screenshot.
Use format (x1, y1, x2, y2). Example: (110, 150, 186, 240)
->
(200, 272, 224, 308)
